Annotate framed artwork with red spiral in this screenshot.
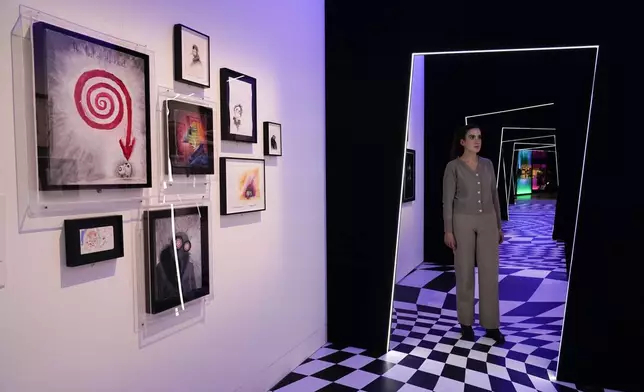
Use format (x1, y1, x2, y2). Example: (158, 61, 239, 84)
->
(32, 22, 152, 191)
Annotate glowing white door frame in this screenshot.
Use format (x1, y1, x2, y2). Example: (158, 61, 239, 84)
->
(391, 45, 599, 380)
(498, 127, 557, 188)
(509, 140, 557, 217)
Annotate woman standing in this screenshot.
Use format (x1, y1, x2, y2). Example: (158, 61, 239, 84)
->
(442, 124, 505, 344)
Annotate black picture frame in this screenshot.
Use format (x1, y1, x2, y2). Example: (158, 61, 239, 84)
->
(165, 100, 215, 176)
(403, 148, 416, 203)
(173, 24, 211, 88)
(63, 215, 124, 267)
(32, 21, 152, 191)
(263, 121, 283, 156)
(219, 157, 266, 215)
(143, 206, 210, 314)
(219, 68, 258, 143)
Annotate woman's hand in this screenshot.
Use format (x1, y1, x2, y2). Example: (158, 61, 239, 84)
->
(444, 232, 456, 250)
(499, 230, 504, 244)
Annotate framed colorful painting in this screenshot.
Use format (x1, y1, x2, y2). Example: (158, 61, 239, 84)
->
(32, 22, 152, 191)
(403, 148, 416, 203)
(173, 24, 210, 88)
(63, 215, 124, 267)
(219, 68, 257, 143)
(143, 206, 210, 314)
(219, 157, 266, 215)
(263, 122, 282, 156)
(165, 100, 215, 176)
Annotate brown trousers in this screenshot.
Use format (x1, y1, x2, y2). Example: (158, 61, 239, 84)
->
(453, 213, 500, 329)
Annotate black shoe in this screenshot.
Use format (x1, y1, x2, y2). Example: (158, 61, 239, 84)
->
(461, 324, 475, 341)
(485, 329, 505, 344)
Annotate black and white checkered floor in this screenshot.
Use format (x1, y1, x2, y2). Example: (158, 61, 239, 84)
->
(271, 200, 620, 391)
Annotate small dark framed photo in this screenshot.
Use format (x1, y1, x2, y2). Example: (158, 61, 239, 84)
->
(220, 157, 266, 215)
(220, 68, 257, 143)
(263, 122, 282, 156)
(403, 148, 416, 203)
(63, 215, 124, 267)
(173, 24, 211, 88)
(165, 100, 215, 176)
(144, 206, 210, 314)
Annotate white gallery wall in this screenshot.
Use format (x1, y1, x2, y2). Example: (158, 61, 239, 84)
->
(0, 0, 326, 391)
(396, 55, 425, 282)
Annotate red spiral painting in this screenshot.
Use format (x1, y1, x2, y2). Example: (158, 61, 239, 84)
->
(74, 69, 136, 160)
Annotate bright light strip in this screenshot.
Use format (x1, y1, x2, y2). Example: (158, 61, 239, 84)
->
(503, 135, 556, 143)
(417, 45, 598, 56)
(391, 47, 599, 379)
(387, 53, 416, 352)
(557, 46, 599, 378)
(466, 102, 554, 125)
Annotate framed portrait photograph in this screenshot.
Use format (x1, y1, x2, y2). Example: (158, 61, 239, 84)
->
(144, 206, 210, 314)
(403, 148, 416, 203)
(32, 22, 152, 191)
(219, 158, 266, 215)
(63, 215, 124, 267)
(173, 24, 210, 88)
(263, 122, 282, 156)
(220, 68, 257, 143)
(165, 100, 215, 176)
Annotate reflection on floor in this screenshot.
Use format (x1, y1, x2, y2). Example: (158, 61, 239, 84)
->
(271, 200, 618, 391)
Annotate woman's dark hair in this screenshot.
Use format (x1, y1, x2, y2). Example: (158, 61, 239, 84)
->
(450, 124, 481, 159)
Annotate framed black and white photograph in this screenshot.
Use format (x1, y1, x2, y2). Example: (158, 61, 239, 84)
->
(403, 148, 416, 203)
(63, 215, 124, 267)
(165, 100, 215, 176)
(144, 206, 210, 314)
(33, 22, 152, 191)
(173, 24, 210, 88)
(220, 157, 266, 215)
(220, 68, 257, 143)
(263, 122, 282, 156)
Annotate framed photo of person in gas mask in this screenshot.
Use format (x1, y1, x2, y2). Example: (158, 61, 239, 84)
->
(143, 206, 210, 314)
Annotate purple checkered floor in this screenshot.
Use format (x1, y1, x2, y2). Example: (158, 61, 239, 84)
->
(271, 200, 620, 391)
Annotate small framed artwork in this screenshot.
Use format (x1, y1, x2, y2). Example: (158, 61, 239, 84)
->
(63, 215, 124, 267)
(144, 206, 210, 314)
(32, 22, 152, 191)
(220, 68, 257, 143)
(173, 24, 210, 88)
(165, 100, 215, 175)
(403, 148, 416, 203)
(220, 157, 266, 215)
(263, 122, 282, 156)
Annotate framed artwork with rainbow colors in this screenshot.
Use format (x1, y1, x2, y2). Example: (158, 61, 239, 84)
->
(32, 21, 152, 191)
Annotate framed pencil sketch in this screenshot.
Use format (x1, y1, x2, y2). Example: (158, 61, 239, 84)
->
(32, 22, 152, 191)
(144, 206, 210, 314)
(219, 158, 266, 215)
(173, 24, 210, 88)
(220, 68, 257, 143)
(165, 100, 215, 176)
(63, 215, 124, 267)
(264, 122, 282, 156)
(403, 148, 416, 202)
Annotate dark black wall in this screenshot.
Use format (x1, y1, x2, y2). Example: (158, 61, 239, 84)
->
(422, 50, 595, 267)
(326, 2, 639, 390)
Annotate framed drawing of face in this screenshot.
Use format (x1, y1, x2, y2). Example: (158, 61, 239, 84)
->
(173, 24, 210, 88)
(220, 68, 257, 143)
(63, 215, 124, 267)
(165, 100, 215, 176)
(32, 22, 152, 191)
(219, 157, 266, 215)
(403, 148, 416, 203)
(263, 122, 282, 156)
(144, 206, 210, 314)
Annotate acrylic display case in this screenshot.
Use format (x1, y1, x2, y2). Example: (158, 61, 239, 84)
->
(11, 6, 158, 224)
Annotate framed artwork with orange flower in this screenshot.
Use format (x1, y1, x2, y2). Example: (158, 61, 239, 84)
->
(219, 157, 266, 215)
